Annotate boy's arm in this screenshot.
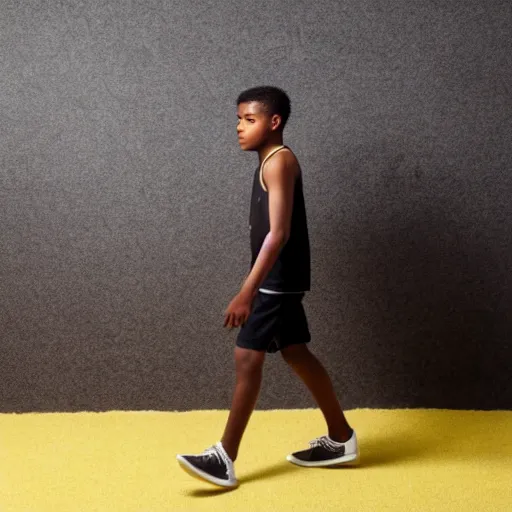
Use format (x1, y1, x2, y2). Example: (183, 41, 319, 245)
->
(239, 154, 296, 297)
(224, 153, 297, 329)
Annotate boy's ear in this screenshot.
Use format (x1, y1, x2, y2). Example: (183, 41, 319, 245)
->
(270, 114, 282, 131)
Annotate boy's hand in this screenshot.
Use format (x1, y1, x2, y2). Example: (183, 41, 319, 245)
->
(224, 291, 254, 329)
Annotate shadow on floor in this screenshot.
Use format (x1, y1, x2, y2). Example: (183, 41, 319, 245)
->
(184, 461, 299, 497)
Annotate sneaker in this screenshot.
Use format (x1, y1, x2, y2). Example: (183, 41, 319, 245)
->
(286, 430, 360, 467)
(177, 442, 238, 488)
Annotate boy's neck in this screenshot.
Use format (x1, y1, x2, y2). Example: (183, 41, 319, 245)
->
(257, 137, 285, 164)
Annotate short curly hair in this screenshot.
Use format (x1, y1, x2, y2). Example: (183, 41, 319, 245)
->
(237, 86, 291, 130)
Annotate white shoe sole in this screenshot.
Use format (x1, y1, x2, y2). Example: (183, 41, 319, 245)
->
(286, 451, 360, 468)
(177, 455, 239, 488)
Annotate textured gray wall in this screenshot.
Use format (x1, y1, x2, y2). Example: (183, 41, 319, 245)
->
(1, 0, 511, 412)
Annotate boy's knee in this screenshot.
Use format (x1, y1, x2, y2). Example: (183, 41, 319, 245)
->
(234, 346, 265, 374)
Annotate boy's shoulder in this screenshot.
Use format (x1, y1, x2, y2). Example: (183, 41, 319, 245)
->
(261, 148, 301, 192)
(264, 147, 301, 174)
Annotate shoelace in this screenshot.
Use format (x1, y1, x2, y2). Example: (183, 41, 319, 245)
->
(202, 446, 223, 464)
(309, 436, 344, 452)
(201, 444, 234, 480)
(201, 445, 235, 480)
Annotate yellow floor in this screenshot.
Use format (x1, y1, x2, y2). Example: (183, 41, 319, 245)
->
(1, 408, 511, 511)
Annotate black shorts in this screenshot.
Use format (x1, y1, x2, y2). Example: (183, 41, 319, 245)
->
(236, 292, 311, 353)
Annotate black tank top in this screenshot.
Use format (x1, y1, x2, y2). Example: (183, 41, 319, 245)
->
(249, 146, 311, 292)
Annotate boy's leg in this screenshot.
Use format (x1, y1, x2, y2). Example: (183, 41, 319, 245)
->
(281, 343, 359, 467)
(177, 292, 273, 487)
(221, 346, 266, 461)
(281, 343, 352, 442)
(176, 346, 264, 488)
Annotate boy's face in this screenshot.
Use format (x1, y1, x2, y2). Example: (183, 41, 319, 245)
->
(236, 101, 281, 151)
